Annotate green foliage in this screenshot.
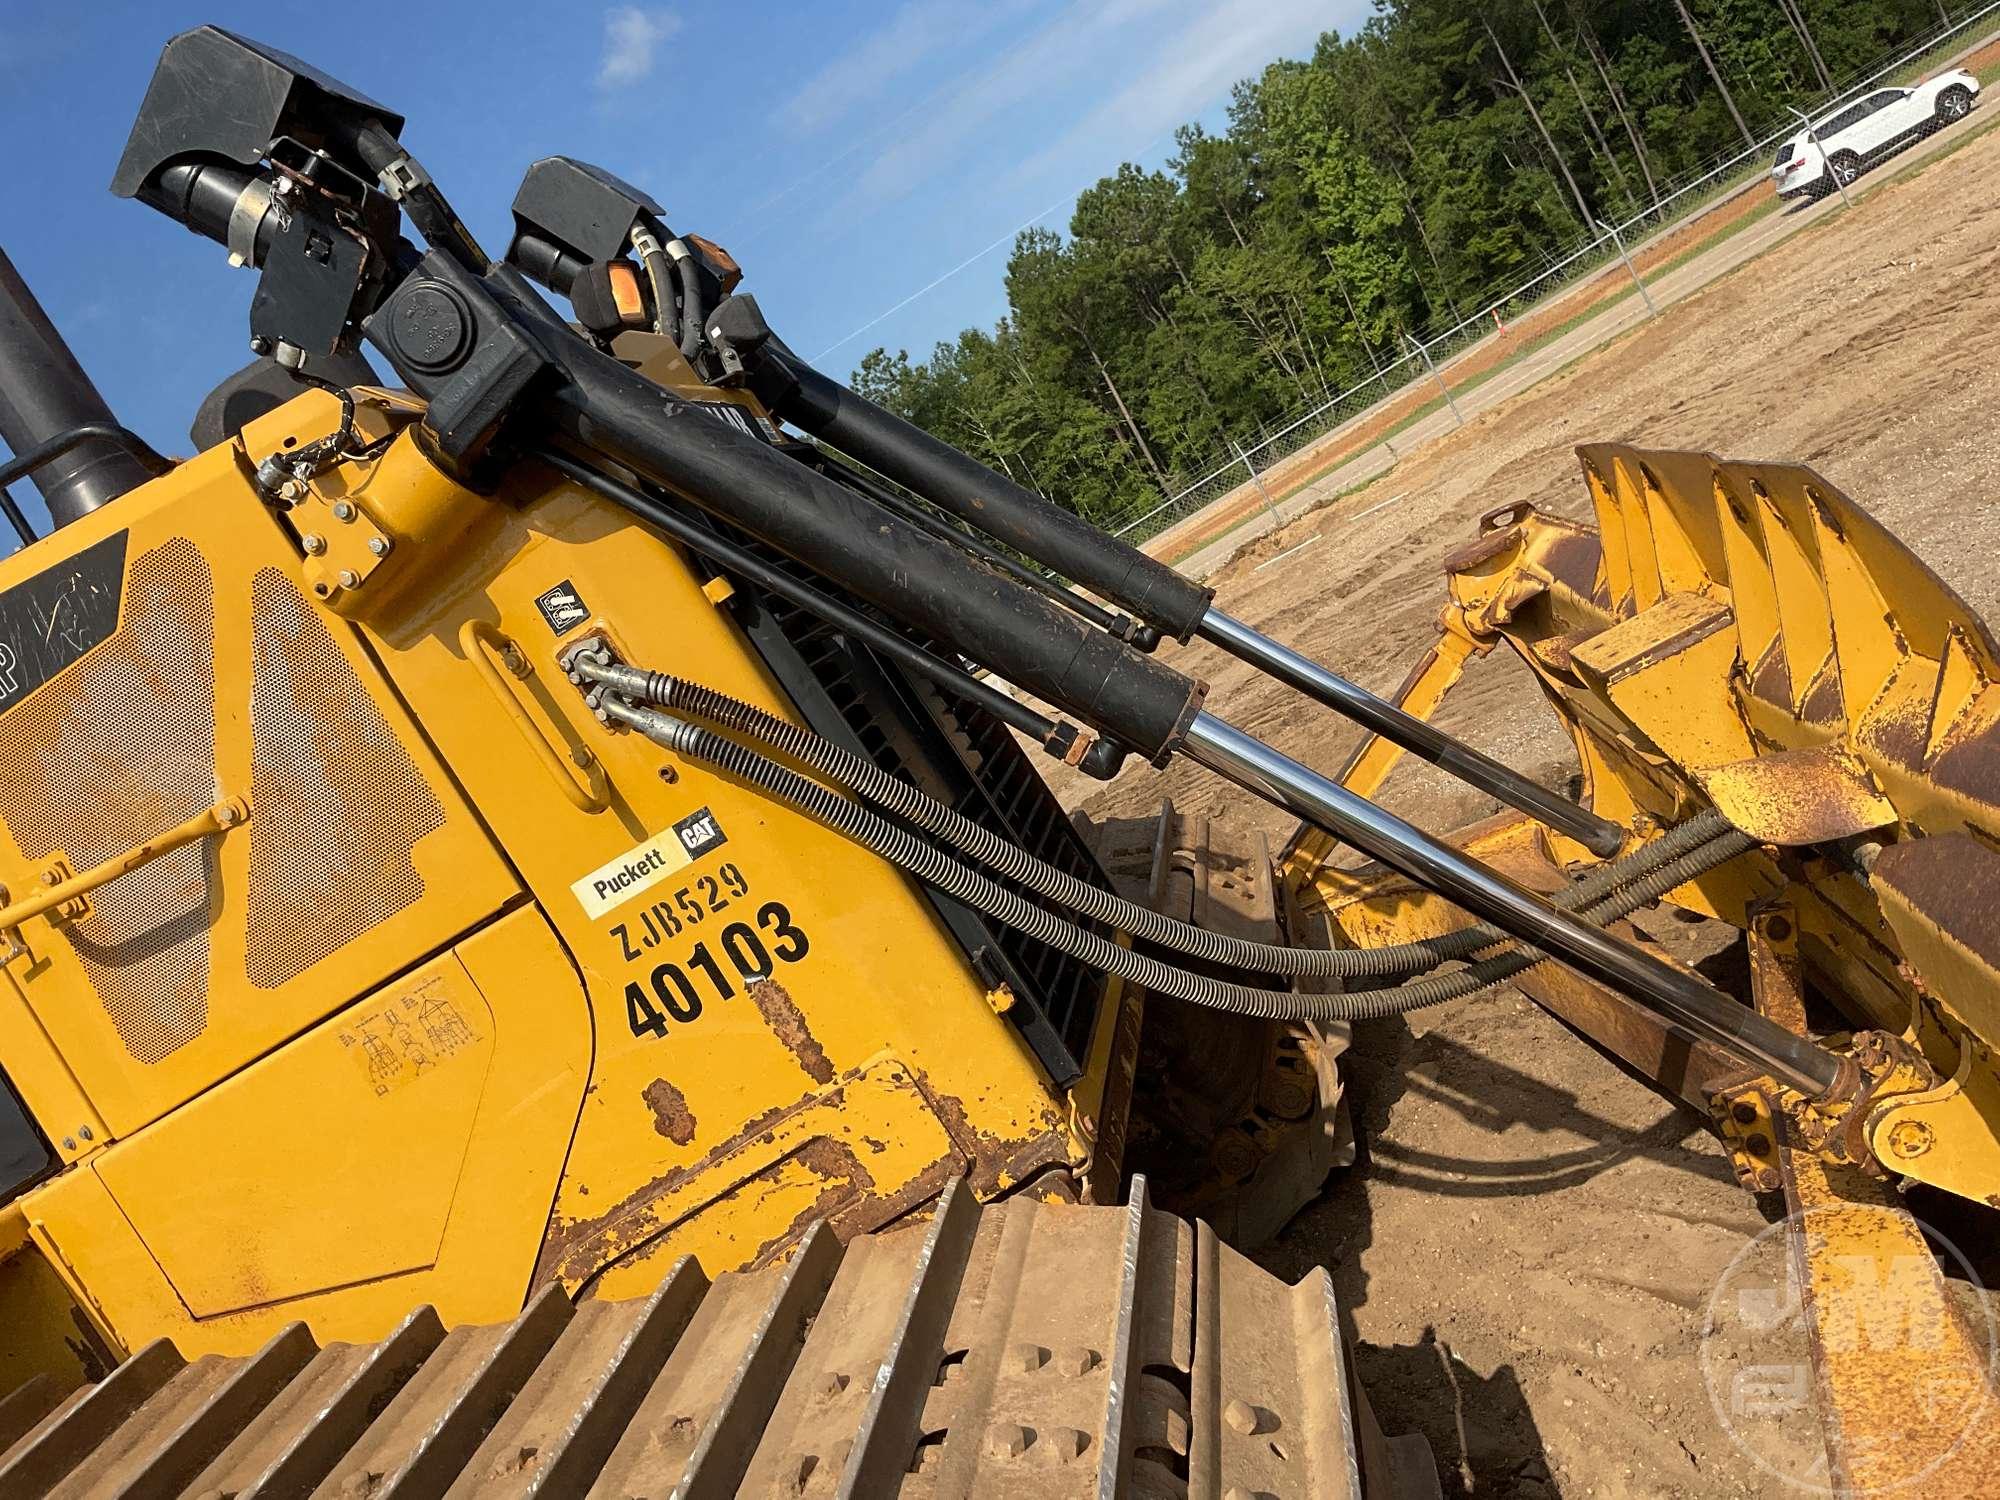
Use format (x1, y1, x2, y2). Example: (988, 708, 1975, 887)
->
(853, 0, 1963, 527)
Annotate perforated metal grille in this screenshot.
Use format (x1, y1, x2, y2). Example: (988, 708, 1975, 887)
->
(245, 570, 444, 989)
(0, 539, 218, 1064)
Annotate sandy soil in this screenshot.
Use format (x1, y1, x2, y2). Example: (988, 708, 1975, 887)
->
(1053, 113, 2000, 1496)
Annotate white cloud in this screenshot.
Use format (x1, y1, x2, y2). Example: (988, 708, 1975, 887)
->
(845, 0, 1175, 207)
(783, 0, 1026, 136)
(597, 6, 679, 90)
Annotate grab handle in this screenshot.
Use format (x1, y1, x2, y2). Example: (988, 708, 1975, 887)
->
(461, 619, 610, 814)
(0, 797, 250, 944)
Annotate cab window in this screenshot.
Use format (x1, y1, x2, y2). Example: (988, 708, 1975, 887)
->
(0, 1068, 53, 1203)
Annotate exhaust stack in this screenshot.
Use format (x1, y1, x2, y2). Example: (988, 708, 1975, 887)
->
(0, 246, 154, 530)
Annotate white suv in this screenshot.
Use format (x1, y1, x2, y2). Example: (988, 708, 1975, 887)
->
(1771, 70, 1980, 199)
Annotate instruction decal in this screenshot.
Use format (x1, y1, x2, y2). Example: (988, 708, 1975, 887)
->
(574, 806, 728, 920)
(338, 975, 482, 1097)
(535, 578, 591, 636)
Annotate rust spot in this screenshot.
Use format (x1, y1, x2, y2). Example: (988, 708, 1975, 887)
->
(533, 1089, 815, 1288)
(742, 1138, 878, 1270)
(642, 1078, 696, 1145)
(1931, 719, 2000, 809)
(67, 1305, 115, 1383)
(748, 978, 834, 1085)
(1874, 834, 2000, 972)
(1800, 663, 1845, 726)
(1750, 643, 1792, 708)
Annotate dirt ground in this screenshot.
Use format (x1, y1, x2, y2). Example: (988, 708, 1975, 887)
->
(1049, 111, 2000, 1497)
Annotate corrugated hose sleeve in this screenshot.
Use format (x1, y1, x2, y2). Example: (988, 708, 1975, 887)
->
(605, 696, 1753, 1024)
(581, 662, 1727, 979)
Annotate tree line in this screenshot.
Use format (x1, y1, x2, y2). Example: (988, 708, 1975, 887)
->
(853, 0, 1960, 527)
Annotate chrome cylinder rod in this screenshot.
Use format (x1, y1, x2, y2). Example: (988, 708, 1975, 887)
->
(1181, 712, 1841, 1096)
(1197, 607, 1625, 856)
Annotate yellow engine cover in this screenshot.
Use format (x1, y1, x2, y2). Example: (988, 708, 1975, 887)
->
(0, 390, 1095, 1363)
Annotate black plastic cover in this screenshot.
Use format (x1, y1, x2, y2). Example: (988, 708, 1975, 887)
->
(509, 156, 665, 266)
(111, 26, 403, 199)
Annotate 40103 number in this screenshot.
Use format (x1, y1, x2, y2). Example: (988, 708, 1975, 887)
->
(624, 900, 810, 1040)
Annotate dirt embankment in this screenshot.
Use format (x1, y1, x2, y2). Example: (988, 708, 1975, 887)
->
(1051, 118, 2000, 1496)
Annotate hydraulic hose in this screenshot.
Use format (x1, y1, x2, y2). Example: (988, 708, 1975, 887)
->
(1323, 828, 1756, 1021)
(604, 695, 1753, 1026)
(579, 659, 1728, 979)
(666, 238, 705, 362)
(632, 226, 678, 344)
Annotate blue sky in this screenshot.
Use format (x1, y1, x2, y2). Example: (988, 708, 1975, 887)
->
(0, 0, 1355, 536)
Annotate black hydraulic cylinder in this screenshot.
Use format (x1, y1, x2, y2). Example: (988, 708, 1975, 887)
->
(759, 347, 1215, 641)
(815, 450, 1160, 650)
(535, 448, 1065, 747)
(460, 264, 1208, 764)
(0, 248, 155, 528)
(761, 348, 1626, 855)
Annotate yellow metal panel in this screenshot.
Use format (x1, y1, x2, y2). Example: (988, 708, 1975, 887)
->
(342, 443, 1072, 1288)
(17, 904, 590, 1358)
(550, 1052, 959, 1301)
(0, 417, 521, 1140)
(94, 949, 493, 1316)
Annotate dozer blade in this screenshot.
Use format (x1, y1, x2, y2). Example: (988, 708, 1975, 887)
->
(0, 1179, 1434, 1500)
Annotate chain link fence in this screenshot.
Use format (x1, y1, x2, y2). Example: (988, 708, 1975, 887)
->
(1103, 0, 2000, 552)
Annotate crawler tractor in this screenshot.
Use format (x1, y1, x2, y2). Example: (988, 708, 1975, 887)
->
(0, 26, 1993, 1497)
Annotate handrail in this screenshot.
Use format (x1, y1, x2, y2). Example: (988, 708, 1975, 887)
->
(460, 618, 610, 813)
(0, 797, 249, 939)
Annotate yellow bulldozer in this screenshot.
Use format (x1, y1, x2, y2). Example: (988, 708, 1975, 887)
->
(0, 25, 1993, 1497)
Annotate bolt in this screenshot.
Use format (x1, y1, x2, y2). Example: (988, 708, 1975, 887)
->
(1757, 1167, 1783, 1192)
(215, 804, 238, 827)
(984, 1423, 1031, 1459)
(1731, 1101, 1759, 1126)
(1054, 1346, 1099, 1377)
(1887, 1120, 1935, 1159)
(337, 569, 361, 589)
(249, 335, 273, 355)
(331, 500, 356, 522)
(278, 478, 307, 503)
(78, 1126, 92, 1142)
(61, 1136, 75, 1151)
(1766, 915, 1793, 941)
(1224, 1398, 1264, 1435)
(1744, 1133, 1772, 1157)
(367, 535, 391, 557)
(1006, 1343, 1048, 1373)
(1264, 1078, 1313, 1118)
(41, 871, 60, 888)
(657, 765, 679, 785)
(1036, 1427, 1088, 1464)
(302, 533, 327, 555)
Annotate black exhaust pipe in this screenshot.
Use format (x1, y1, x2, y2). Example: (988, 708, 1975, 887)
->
(0, 246, 156, 529)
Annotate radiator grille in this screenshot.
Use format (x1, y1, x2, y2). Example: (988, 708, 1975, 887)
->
(695, 499, 1113, 1085)
(0, 540, 217, 1063)
(244, 570, 444, 988)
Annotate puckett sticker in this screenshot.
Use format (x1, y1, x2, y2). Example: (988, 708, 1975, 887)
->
(572, 807, 728, 919)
